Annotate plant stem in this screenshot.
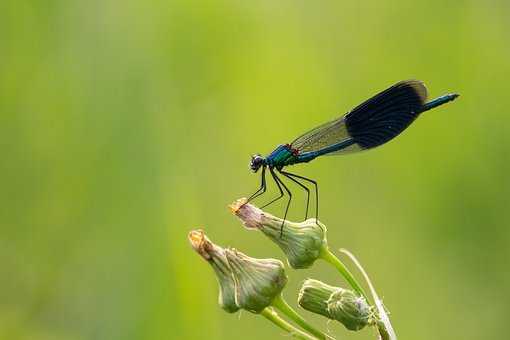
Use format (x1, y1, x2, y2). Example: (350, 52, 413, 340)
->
(260, 308, 317, 340)
(319, 246, 369, 302)
(339, 248, 397, 340)
(272, 294, 332, 340)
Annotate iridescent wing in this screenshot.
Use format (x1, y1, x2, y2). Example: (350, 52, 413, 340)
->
(290, 117, 353, 153)
(290, 80, 428, 155)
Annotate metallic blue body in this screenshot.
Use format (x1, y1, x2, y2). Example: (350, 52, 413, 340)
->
(266, 139, 356, 168)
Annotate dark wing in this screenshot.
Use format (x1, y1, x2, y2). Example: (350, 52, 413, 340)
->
(290, 80, 428, 155)
(344, 79, 427, 150)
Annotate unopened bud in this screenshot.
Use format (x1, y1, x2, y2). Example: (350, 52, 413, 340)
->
(230, 199, 326, 269)
(225, 248, 287, 313)
(298, 279, 373, 331)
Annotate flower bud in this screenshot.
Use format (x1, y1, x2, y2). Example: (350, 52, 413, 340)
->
(230, 199, 327, 269)
(298, 279, 373, 331)
(225, 248, 287, 313)
(188, 229, 239, 313)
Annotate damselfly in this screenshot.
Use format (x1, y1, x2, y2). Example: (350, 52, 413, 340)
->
(247, 80, 459, 234)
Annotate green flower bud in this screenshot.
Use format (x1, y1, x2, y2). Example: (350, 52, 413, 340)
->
(298, 279, 373, 331)
(188, 229, 239, 313)
(230, 198, 326, 269)
(225, 248, 287, 313)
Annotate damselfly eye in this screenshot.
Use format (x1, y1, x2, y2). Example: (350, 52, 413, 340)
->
(250, 154, 264, 172)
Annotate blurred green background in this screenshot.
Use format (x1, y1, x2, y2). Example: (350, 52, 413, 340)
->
(1, 1, 509, 339)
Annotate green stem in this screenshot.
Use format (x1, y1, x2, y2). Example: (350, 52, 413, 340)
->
(260, 308, 317, 340)
(272, 294, 332, 340)
(319, 246, 369, 302)
(339, 248, 397, 340)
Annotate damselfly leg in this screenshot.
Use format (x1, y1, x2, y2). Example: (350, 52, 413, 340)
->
(260, 167, 284, 209)
(247, 167, 266, 202)
(279, 171, 310, 220)
(248, 166, 318, 237)
(269, 168, 292, 237)
(280, 170, 319, 227)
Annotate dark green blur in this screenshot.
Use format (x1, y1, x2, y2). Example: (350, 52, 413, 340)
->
(1, 1, 509, 339)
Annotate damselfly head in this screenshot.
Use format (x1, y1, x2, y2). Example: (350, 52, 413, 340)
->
(250, 154, 265, 173)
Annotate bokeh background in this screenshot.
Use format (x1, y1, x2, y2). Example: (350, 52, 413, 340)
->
(2, 1, 509, 339)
